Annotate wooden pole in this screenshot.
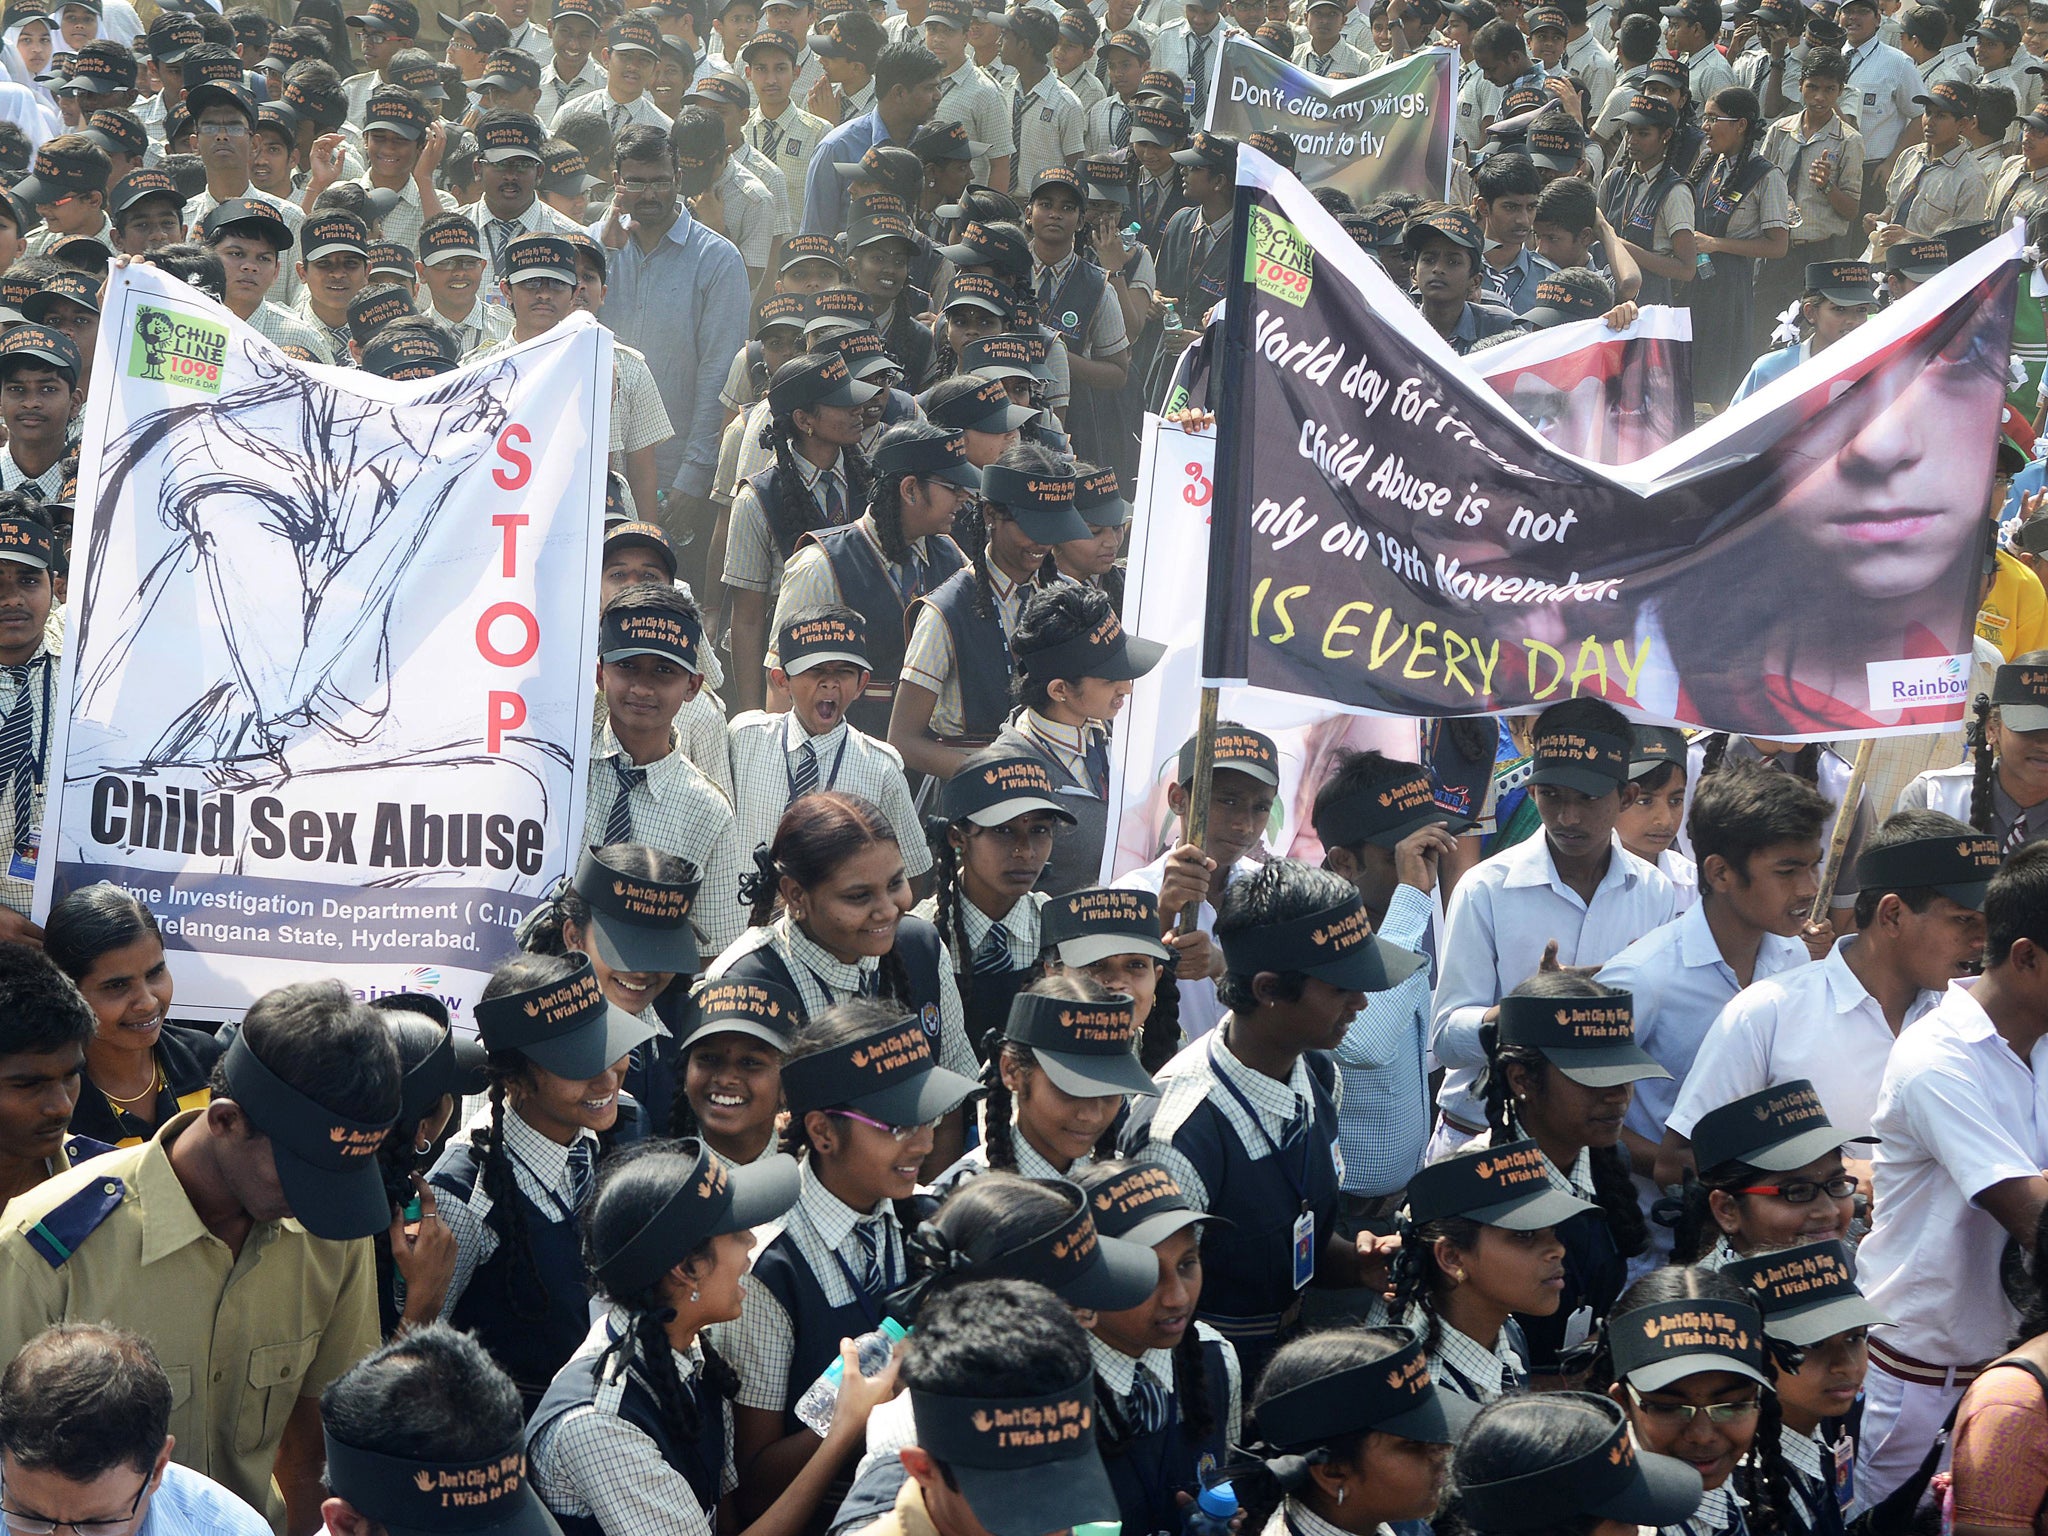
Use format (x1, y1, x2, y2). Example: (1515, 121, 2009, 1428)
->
(1810, 738, 1875, 921)
(1178, 686, 1221, 936)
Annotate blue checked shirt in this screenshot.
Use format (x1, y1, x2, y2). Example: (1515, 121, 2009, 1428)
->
(1332, 881, 1435, 1198)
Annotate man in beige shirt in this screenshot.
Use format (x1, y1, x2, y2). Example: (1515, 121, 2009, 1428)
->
(0, 983, 400, 1536)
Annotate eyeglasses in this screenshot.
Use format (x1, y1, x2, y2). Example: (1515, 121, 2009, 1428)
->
(196, 119, 249, 137)
(2, 1471, 151, 1535)
(1626, 1385, 1762, 1426)
(617, 174, 677, 192)
(1698, 112, 1740, 124)
(829, 1108, 943, 1141)
(1733, 1174, 1857, 1204)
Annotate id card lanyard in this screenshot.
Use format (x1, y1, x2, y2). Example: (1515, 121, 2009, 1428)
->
(1207, 1035, 1318, 1290)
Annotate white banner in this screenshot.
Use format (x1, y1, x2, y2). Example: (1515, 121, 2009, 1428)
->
(1103, 413, 1418, 882)
(36, 265, 611, 1024)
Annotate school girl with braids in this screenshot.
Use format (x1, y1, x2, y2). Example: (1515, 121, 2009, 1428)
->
(726, 352, 882, 711)
(721, 998, 981, 1520)
(1598, 1266, 1798, 1536)
(890, 441, 1094, 784)
(1039, 885, 1182, 1072)
(1728, 1241, 1891, 1536)
(1900, 654, 2048, 850)
(1663, 1082, 1856, 1271)
(1479, 973, 1665, 1381)
(1382, 1140, 1596, 1406)
(365, 992, 485, 1338)
(529, 1138, 901, 1536)
(929, 974, 1159, 1192)
(1233, 1326, 1470, 1536)
(992, 580, 1166, 894)
(913, 746, 1073, 1055)
(770, 423, 976, 740)
(1075, 1160, 1241, 1535)
(710, 792, 981, 1163)
(1686, 86, 1790, 404)
(426, 951, 662, 1412)
(669, 976, 803, 1165)
(811, 1169, 1176, 1534)
(518, 843, 704, 1141)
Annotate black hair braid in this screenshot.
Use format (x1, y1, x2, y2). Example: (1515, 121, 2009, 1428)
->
(1741, 1353, 1792, 1536)
(1233, 1460, 1289, 1536)
(929, 830, 973, 986)
(744, 845, 782, 928)
(1669, 1158, 1760, 1262)
(875, 948, 915, 1009)
(1388, 1219, 1446, 1356)
(760, 415, 831, 561)
(1480, 1023, 1518, 1142)
(612, 1302, 710, 1447)
(871, 468, 914, 565)
(778, 1108, 816, 1159)
(477, 1079, 549, 1321)
(1139, 969, 1180, 1074)
(699, 1331, 742, 1404)
(1971, 694, 1997, 833)
(513, 879, 581, 956)
(1791, 744, 1820, 784)
(1173, 1327, 1215, 1440)
(1700, 732, 1729, 778)
(965, 502, 1000, 623)
(1589, 1144, 1649, 1259)
(980, 1042, 1020, 1171)
(667, 1078, 704, 1141)
(1035, 550, 1058, 586)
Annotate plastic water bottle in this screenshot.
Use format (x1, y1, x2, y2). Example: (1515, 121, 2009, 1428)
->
(793, 1318, 910, 1435)
(1184, 1482, 1237, 1536)
(1695, 248, 1715, 281)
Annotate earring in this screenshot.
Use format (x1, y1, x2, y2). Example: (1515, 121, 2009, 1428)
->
(413, 1138, 431, 1155)
(690, 1289, 700, 1302)
(1336, 1489, 1346, 1507)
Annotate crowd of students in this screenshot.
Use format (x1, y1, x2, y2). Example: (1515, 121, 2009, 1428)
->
(0, 0, 2032, 1532)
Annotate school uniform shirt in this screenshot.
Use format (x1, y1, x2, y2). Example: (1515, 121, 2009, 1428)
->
(1090, 1325, 1244, 1449)
(1130, 1026, 1338, 1217)
(539, 56, 607, 124)
(25, 211, 114, 260)
(1984, 58, 2043, 117)
(1780, 1423, 1843, 1536)
(932, 60, 1017, 187)
(1765, 111, 1865, 244)
(708, 155, 779, 271)
(1991, 154, 2048, 224)
(1486, 243, 1559, 314)
(1008, 72, 1088, 190)
(186, 185, 306, 308)
(1395, 1307, 1530, 1403)
(1605, 157, 1697, 259)
(586, 722, 747, 953)
(1431, 831, 1677, 1134)
(1671, 937, 1940, 1144)
(843, 79, 877, 119)
(930, 1126, 1095, 1191)
(1267, 1498, 1385, 1536)
(0, 1109, 382, 1525)
(1112, 851, 1262, 1039)
(1295, 36, 1369, 75)
(770, 513, 960, 656)
(1898, 762, 2048, 850)
(717, 1159, 909, 1416)
(1839, 37, 1929, 160)
(0, 643, 53, 919)
(1921, 41, 1980, 88)
(1061, 59, 1108, 110)
(554, 87, 674, 137)
(345, 174, 425, 251)
(432, 293, 515, 356)
(728, 709, 933, 878)
(748, 103, 832, 215)
(899, 563, 1038, 739)
(459, 196, 586, 268)
(1601, 902, 1812, 1150)
(1033, 247, 1130, 358)
(1332, 881, 1434, 1199)
(430, 1103, 598, 1320)
(292, 290, 359, 368)
(1151, 19, 1234, 118)
(248, 298, 338, 361)
(1665, 1482, 1747, 1536)
(1732, 335, 1808, 401)
(1460, 61, 1504, 152)
(0, 455, 67, 500)
(736, 139, 793, 236)
(1859, 979, 2048, 1367)
(723, 449, 852, 605)
(1563, 29, 1617, 109)
(914, 889, 1045, 975)
(1659, 847, 1699, 911)
(707, 914, 979, 1081)
(528, 1312, 738, 1536)
(1592, 67, 1647, 143)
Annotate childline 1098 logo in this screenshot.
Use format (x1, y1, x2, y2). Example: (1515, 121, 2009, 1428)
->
(128, 305, 230, 394)
(1248, 206, 1313, 308)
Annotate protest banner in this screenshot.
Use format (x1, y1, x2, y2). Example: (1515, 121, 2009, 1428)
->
(35, 264, 610, 1024)
(1104, 413, 1419, 880)
(1202, 147, 2018, 742)
(1204, 38, 1455, 205)
(1470, 307, 1694, 466)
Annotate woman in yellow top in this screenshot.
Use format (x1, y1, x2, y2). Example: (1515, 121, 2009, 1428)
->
(44, 883, 222, 1148)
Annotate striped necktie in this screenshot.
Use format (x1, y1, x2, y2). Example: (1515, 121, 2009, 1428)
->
(1127, 1370, 1169, 1433)
(757, 117, 784, 161)
(1114, 100, 1131, 146)
(604, 760, 645, 844)
(791, 739, 820, 798)
(0, 661, 38, 859)
(972, 925, 1012, 973)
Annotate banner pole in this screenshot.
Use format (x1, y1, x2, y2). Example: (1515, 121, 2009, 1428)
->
(1810, 738, 1875, 921)
(1178, 686, 1221, 937)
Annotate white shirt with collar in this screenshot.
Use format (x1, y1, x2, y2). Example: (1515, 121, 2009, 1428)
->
(1839, 36, 1926, 159)
(1858, 978, 2048, 1365)
(1600, 899, 1812, 1151)
(727, 708, 933, 878)
(1666, 935, 1942, 1143)
(1431, 831, 1677, 1131)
